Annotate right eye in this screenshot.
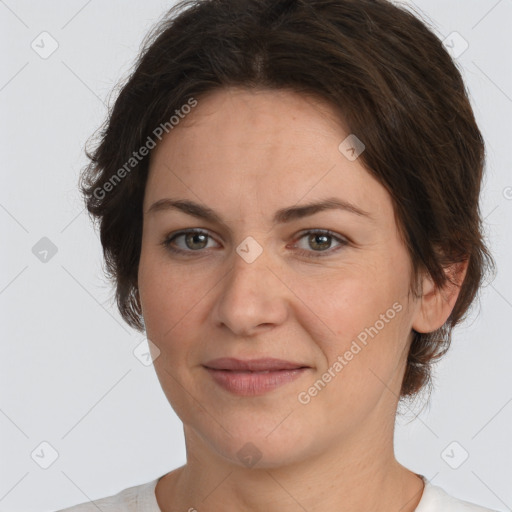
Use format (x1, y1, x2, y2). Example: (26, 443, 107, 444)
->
(161, 229, 220, 255)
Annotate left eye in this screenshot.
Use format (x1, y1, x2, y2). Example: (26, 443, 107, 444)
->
(161, 229, 348, 257)
(291, 229, 348, 257)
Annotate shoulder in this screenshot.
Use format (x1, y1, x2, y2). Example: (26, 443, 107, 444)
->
(55, 477, 161, 512)
(416, 478, 498, 512)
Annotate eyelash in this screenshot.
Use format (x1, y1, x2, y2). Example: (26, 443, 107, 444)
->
(160, 229, 349, 258)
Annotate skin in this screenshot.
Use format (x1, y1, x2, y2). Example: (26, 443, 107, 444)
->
(137, 87, 467, 512)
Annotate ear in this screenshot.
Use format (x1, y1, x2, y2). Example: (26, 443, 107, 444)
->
(411, 259, 469, 334)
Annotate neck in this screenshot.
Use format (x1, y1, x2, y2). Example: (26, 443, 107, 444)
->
(156, 421, 425, 512)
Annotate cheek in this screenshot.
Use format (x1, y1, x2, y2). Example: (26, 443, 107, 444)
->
(138, 245, 199, 335)
(302, 261, 411, 394)
(297, 260, 401, 342)
(138, 252, 205, 418)
(137, 250, 221, 387)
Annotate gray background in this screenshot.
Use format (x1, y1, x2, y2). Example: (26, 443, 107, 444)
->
(1, 1, 511, 511)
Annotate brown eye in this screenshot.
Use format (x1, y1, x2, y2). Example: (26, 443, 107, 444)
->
(293, 230, 348, 258)
(181, 232, 209, 250)
(307, 233, 331, 251)
(161, 230, 218, 254)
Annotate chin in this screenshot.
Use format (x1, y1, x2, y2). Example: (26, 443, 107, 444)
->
(196, 421, 318, 470)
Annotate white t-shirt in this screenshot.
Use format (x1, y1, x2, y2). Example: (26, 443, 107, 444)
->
(56, 474, 498, 512)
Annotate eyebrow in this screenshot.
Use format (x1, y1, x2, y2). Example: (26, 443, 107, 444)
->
(147, 196, 374, 225)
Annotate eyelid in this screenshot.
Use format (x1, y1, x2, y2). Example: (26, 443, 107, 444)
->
(290, 229, 349, 257)
(162, 229, 220, 253)
(161, 228, 349, 257)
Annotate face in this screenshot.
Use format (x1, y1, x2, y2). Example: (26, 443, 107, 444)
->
(138, 87, 423, 468)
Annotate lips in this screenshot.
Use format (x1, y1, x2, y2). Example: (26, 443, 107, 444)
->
(202, 357, 311, 395)
(203, 357, 309, 372)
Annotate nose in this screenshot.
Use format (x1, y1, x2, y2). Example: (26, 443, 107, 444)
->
(211, 244, 289, 337)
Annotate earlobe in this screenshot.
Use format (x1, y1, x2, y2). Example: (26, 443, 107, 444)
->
(412, 259, 469, 334)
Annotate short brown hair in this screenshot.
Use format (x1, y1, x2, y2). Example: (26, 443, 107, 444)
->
(80, 0, 496, 401)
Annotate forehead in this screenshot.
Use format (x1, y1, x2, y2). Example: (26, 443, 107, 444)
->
(146, 87, 392, 223)
(153, 87, 350, 156)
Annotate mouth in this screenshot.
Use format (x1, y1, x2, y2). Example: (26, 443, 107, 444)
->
(202, 357, 311, 396)
(203, 357, 310, 372)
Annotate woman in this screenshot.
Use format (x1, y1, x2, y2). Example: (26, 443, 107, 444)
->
(58, 0, 497, 510)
